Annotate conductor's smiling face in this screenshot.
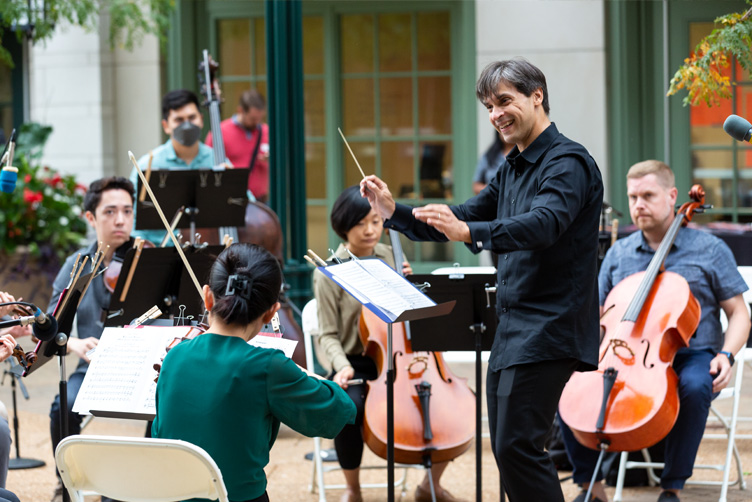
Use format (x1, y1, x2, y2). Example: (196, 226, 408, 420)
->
(85, 188, 134, 249)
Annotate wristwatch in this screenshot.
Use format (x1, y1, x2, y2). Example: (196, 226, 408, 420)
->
(719, 350, 735, 366)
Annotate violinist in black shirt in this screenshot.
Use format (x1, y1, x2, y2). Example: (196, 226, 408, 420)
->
(361, 58, 603, 502)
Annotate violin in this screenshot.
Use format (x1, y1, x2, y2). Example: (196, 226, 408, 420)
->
(104, 238, 155, 294)
(559, 185, 707, 452)
(360, 230, 475, 465)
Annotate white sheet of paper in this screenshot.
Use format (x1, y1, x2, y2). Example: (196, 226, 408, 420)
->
(249, 335, 298, 358)
(323, 259, 435, 320)
(72, 326, 190, 416)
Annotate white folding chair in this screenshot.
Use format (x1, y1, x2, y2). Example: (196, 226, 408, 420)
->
(613, 347, 748, 502)
(301, 299, 414, 502)
(55, 434, 229, 502)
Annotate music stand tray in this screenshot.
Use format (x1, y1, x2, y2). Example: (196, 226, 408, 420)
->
(136, 168, 248, 230)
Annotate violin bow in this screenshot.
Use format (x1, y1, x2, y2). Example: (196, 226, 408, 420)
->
(128, 151, 204, 300)
(78, 242, 109, 307)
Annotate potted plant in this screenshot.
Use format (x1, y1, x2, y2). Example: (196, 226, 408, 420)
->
(0, 123, 88, 307)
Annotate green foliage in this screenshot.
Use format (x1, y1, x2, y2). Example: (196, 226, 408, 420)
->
(0, 123, 87, 261)
(0, 0, 175, 68)
(667, 2, 752, 107)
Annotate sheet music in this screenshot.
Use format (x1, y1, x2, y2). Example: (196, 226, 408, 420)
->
(321, 258, 435, 322)
(72, 326, 190, 416)
(74, 326, 302, 417)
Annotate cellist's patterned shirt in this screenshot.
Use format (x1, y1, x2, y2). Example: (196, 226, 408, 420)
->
(599, 226, 748, 353)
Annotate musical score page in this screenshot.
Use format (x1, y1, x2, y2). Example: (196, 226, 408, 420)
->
(73, 326, 188, 417)
(320, 258, 435, 322)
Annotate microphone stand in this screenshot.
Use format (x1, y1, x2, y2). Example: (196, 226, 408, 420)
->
(1, 360, 45, 469)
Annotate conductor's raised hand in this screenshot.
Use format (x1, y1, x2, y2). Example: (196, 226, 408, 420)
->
(413, 204, 471, 243)
(360, 175, 395, 220)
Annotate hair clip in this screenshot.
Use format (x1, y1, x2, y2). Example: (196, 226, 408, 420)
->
(225, 274, 253, 300)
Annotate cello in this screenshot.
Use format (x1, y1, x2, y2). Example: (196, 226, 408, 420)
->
(360, 230, 475, 466)
(559, 185, 707, 453)
(195, 51, 306, 368)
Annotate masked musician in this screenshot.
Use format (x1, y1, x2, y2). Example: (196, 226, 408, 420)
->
(559, 160, 750, 502)
(312, 186, 466, 502)
(130, 89, 215, 244)
(361, 59, 604, 502)
(47, 176, 135, 502)
(153, 243, 355, 502)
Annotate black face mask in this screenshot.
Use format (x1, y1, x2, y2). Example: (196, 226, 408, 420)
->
(172, 121, 201, 147)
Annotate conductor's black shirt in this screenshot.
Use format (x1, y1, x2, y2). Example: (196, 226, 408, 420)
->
(387, 123, 603, 372)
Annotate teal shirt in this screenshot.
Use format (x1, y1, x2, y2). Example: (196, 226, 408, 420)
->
(130, 139, 214, 244)
(152, 333, 356, 501)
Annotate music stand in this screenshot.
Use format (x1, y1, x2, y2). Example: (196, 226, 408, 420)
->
(409, 271, 497, 502)
(105, 245, 224, 326)
(136, 168, 249, 242)
(316, 259, 455, 502)
(2, 360, 45, 469)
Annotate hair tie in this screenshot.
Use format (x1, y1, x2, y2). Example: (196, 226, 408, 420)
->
(225, 274, 253, 301)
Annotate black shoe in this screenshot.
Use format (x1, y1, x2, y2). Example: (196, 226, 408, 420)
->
(572, 491, 606, 502)
(657, 491, 680, 502)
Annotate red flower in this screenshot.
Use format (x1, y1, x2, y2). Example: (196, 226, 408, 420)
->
(24, 174, 31, 183)
(23, 188, 43, 205)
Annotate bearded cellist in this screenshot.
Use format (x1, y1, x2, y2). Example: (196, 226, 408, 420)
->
(559, 160, 750, 502)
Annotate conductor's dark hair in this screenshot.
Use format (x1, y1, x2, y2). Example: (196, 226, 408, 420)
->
(476, 59, 550, 115)
(330, 185, 373, 241)
(208, 244, 282, 326)
(162, 89, 200, 120)
(84, 176, 135, 214)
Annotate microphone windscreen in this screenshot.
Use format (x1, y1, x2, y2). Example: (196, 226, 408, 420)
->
(33, 314, 58, 342)
(723, 114, 752, 142)
(0, 168, 17, 194)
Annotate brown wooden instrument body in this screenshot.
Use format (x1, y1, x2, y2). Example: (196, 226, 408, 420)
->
(359, 307, 475, 465)
(560, 271, 699, 451)
(560, 185, 706, 453)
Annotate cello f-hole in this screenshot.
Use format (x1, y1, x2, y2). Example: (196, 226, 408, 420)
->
(640, 339, 654, 369)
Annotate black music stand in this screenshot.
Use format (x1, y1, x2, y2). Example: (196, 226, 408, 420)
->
(316, 259, 455, 502)
(136, 168, 249, 242)
(105, 245, 224, 327)
(409, 272, 497, 502)
(2, 359, 45, 469)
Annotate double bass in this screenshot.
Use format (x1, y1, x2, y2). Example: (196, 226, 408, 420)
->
(360, 230, 475, 465)
(559, 185, 707, 452)
(195, 51, 306, 368)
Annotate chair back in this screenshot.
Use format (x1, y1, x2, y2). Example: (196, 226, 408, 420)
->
(55, 434, 230, 502)
(302, 298, 319, 370)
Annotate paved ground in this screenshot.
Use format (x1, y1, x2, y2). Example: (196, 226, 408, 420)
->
(0, 353, 750, 502)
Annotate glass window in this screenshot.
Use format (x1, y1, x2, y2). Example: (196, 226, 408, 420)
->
(689, 22, 752, 222)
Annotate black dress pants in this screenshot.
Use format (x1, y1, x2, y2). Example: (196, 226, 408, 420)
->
(486, 358, 578, 502)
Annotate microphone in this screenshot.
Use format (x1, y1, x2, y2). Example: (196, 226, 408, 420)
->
(723, 114, 752, 143)
(0, 129, 17, 194)
(31, 308, 58, 342)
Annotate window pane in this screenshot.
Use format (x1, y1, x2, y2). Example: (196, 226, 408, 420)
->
(220, 81, 250, 121)
(307, 204, 329, 258)
(306, 142, 326, 199)
(303, 16, 324, 75)
(419, 141, 452, 199)
(380, 77, 412, 136)
(342, 79, 375, 136)
(379, 13, 412, 72)
(342, 142, 376, 188)
(417, 11, 450, 71)
(341, 14, 374, 73)
(305, 79, 325, 137)
(218, 19, 251, 75)
(254, 18, 266, 76)
(382, 141, 415, 199)
(422, 240, 454, 262)
(418, 76, 451, 135)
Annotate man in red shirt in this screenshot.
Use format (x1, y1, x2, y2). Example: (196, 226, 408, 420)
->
(206, 89, 270, 203)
